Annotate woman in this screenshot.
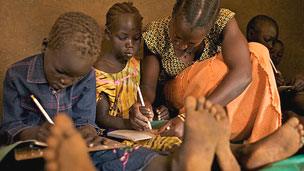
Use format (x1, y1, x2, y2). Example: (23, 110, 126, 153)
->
(140, 0, 281, 143)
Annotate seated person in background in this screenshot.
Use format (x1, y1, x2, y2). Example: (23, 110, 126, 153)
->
(246, 15, 278, 52)
(271, 40, 304, 120)
(94, 2, 181, 152)
(246, 15, 304, 118)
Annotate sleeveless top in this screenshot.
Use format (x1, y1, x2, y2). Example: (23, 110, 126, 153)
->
(95, 57, 140, 119)
(142, 8, 235, 80)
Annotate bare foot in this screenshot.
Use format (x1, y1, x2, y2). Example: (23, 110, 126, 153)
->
(171, 96, 219, 171)
(239, 117, 304, 170)
(202, 99, 240, 171)
(44, 113, 95, 171)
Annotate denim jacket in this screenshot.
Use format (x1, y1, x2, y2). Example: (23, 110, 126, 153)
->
(0, 54, 97, 144)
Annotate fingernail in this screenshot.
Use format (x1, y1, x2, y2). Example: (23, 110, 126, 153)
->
(89, 143, 94, 147)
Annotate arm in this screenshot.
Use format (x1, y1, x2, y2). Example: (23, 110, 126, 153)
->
(207, 17, 252, 106)
(72, 70, 105, 146)
(1, 70, 50, 144)
(72, 70, 98, 128)
(140, 43, 161, 104)
(96, 93, 132, 129)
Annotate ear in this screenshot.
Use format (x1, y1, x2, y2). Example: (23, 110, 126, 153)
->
(247, 29, 256, 41)
(104, 27, 111, 41)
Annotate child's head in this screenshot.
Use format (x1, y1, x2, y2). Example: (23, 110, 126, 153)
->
(271, 39, 284, 66)
(170, 0, 220, 52)
(105, 2, 143, 62)
(44, 12, 102, 90)
(246, 15, 279, 50)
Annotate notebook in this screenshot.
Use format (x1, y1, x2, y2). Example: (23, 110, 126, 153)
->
(107, 130, 155, 141)
(0, 138, 126, 162)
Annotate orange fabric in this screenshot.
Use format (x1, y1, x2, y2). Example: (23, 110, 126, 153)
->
(164, 42, 282, 143)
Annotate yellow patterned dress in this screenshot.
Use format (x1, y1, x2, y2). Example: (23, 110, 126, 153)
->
(95, 57, 181, 151)
(95, 57, 139, 119)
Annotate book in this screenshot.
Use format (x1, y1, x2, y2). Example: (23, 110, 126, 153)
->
(107, 130, 155, 141)
(0, 138, 126, 162)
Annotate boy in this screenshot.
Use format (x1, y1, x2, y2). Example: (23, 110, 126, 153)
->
(0, 12, 102, 146)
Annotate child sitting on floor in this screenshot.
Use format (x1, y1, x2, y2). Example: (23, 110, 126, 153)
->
(0, 11, 166, 171)
(0, 12, 103, 146)
(94, 2, 181, 151)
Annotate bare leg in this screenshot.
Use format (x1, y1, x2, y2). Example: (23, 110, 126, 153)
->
(146, 96, 221, 171)
(236, 117, 304, 170)
(44, 113, 95, 171)
(202, 100, 240, 171)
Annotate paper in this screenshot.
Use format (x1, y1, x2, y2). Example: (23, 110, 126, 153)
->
(107, 130, 155, 141)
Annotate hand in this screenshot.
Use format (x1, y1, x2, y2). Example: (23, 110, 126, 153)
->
(292, 77, 304, 92)
(77, 125, 104, 147)
(129, 103, 153, 131)
(155, 105, 170, 120)
(158, 116, 184, 138)
(16, 122, 52, 142)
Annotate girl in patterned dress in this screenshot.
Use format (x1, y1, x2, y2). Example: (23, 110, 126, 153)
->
(94, 2, 181, 152)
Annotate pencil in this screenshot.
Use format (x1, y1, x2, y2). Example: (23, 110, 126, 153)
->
(30, 95, 55, 125)
(137, 86, 152, 130)
(269, 58, 279, 74)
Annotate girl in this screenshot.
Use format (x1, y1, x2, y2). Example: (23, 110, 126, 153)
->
(94, 2, 180, 151)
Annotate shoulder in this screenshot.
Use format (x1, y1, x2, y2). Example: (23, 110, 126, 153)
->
(142, 16, 171, 54)
(214, 8, 235, 31)
(5, 54, 41, 78)
(143, 16, 171, 37)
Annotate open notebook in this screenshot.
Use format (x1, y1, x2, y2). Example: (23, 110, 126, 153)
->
(107, 130, 155, 141)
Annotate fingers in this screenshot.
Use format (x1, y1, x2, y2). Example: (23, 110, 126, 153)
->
(294, 80, 304, 91)
(156, 106, 170, 120)
(130, 104, 151, 130)
(77, 125, 99, 146)
(88, 136, 103, 147)
(139, 106, 154, 121)
(158, 121, 172, 134)
(37, 122, 52, 142)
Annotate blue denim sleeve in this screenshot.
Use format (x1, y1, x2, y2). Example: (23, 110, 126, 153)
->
(72, 70, 99, 129)
(0, 69, 33, 144)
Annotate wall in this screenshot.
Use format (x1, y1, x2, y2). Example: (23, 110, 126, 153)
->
(0, 0, 303, 119)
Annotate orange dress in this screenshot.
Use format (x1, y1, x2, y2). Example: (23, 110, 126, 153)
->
(143, 9, 281, 143)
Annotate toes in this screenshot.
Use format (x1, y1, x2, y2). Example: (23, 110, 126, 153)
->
(44, 148, 56, 161)
(47, 136, 60, 149)
(185, 96, 197, 113)
(204, 99, 212, 110)
(54, 114, 77, 137)
(286, 117, 300, 128)
(209, 106, 217, 116)
(197, 96, 206, 110)
(45, 161, 58, 171)
(213, 104, 227, 120)
(55, 113, 74, 129)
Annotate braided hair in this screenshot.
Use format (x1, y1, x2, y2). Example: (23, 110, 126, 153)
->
(172, 0, 220, 28)
(105, 2, 143, 31)
(47, 12, 102, 60)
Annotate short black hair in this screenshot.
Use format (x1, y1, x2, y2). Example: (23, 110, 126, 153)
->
(246, 15, 279, 39)
(47, 12, 102, 60)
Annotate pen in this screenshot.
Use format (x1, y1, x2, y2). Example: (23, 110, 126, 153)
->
(30, 95, 55, 125)
(137, 86, 152, 130)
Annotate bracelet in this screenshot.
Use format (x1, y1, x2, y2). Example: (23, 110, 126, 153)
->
(177, 113, 185, 122)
